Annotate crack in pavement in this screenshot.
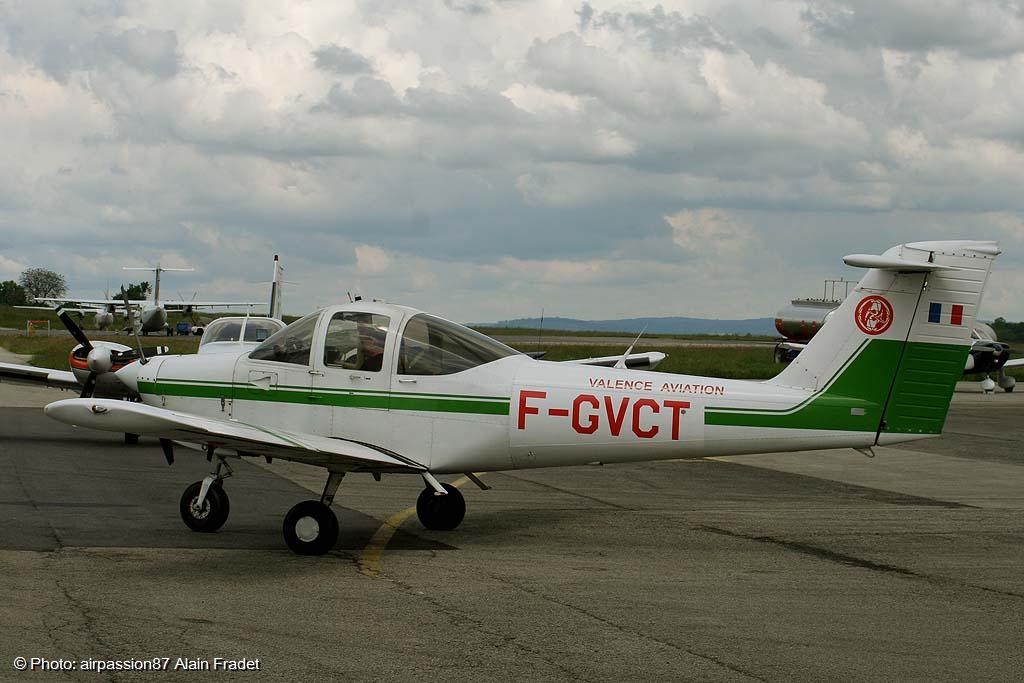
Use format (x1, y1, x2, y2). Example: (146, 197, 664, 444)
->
(370, 568, 593, 682)
(488, 573, 767, 682)
(694, 525, 1024, 600)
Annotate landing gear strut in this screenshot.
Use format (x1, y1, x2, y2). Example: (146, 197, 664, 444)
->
(180, 455, 232, 532)
(282, 471, 344, 555)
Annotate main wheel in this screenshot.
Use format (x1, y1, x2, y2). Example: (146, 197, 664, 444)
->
(416, 483, 466, 531)
(179, 481, 230, 532)
(283, 501, 339, 555)
(124, 433, 140, 445)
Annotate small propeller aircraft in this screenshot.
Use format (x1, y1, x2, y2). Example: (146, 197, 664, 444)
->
(27, 241, 1003, 555)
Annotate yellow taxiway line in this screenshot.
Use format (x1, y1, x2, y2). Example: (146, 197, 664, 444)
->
(357, 474, 474, 578)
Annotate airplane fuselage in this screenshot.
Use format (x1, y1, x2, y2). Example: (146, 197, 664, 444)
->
(122, 341, 935, 475)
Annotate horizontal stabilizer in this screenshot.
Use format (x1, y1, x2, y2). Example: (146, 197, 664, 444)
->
(842, 255, 959, 272)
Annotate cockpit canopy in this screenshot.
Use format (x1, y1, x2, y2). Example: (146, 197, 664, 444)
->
(199, 317, 286, 349)
(397, 313, 518, 375)
(247, 307, 519, 375)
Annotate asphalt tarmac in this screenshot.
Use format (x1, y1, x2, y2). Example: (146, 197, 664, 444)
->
(0, 384, 1022, 682)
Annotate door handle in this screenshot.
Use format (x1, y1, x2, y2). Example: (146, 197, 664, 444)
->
(309, 394, 325, 401)
(397, 378, 417, 384)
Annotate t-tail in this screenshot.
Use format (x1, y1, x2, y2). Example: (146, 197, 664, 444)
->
(767, 240, 1000, 445)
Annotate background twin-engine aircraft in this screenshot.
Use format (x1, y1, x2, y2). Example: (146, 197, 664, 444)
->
(32, 263, 264, 335)
(4, 241, 1001, 555)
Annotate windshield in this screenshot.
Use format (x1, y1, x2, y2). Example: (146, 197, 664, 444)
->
(248, 312, 320, 365)
(201, 318, 285, 345)
(398, 314, 518, 375)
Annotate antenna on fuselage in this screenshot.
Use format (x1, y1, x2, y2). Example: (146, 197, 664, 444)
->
(613, 326, 648, 370)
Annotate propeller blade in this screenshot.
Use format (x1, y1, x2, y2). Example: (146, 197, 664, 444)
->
(80, 372, 97, 398)
(159, 438, 175, 466)
(57, 307, 93, 352)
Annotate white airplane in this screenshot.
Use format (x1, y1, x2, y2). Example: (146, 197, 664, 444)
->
(31, 240, 999, 555)
(36, 264, 262, 335)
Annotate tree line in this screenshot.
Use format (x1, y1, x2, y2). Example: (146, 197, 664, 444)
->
(0, 268, 150, 305)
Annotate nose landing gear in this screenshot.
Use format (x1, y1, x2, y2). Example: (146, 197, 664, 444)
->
(179, 454, 232, 533)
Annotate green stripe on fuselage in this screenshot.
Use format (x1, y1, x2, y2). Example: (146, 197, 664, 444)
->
(137, 380, 510, 416)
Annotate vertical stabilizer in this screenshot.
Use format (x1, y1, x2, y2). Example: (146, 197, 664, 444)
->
(768, 240, 999, 440)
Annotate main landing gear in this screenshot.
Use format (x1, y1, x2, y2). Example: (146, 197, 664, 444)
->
(416, 482, 466, 530)
(177, 456, 478, 555)
(283, 472, 344, 555)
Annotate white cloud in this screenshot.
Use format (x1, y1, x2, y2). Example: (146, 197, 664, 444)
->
(354, 244, 393, 274)
(2, 1, 1024, 321)
(665, 208, 752, 256)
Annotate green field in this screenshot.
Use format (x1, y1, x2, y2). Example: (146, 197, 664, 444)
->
(473, 326, 776, 342)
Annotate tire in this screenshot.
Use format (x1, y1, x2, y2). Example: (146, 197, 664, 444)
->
(283, 501, 339, 555)
(124, 433, 140, 445)
(180, 481, 230, 533)
(416, 483, 466, 531)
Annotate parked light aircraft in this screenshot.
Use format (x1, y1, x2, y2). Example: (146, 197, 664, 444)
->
(36, 264, 262, 335)
(29, 240, 1000, 555)
(0, 255, 290, 402)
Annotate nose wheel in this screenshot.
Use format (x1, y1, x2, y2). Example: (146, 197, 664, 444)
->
(416, 483, 466, 530)
(180, 481, 230, 532)
(179, 454, 232, 533)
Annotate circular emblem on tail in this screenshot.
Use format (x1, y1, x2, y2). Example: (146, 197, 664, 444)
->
(855, 295, 894, 335)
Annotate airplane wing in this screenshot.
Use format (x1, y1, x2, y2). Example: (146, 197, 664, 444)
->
(1004, 358, 1024, 368)
(35, 297, 142, 307)
(0, 362, 79, 390)
(44, 398, 425, 473)
(563, 351, 667, 371)
(17, 305, 105, 313)
(161, 301, 264, 309)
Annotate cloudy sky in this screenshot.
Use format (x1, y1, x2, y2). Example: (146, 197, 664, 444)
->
(2, 0, 1024, 322)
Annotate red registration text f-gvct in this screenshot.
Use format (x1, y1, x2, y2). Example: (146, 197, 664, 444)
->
(518, 390, 691, 440)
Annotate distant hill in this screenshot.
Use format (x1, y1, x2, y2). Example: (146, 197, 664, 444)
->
(477, 316, 777, 336)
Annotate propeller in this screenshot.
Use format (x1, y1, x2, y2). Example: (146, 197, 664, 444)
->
(56, 305, 168, 399)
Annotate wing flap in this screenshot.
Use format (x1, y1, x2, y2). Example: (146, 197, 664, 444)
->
(44, 398, 423, 472)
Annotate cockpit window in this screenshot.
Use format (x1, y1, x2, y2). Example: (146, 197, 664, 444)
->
(324, 312, 390, 372)
(249, 312, 319, 365)
(398, 314, 518, 375)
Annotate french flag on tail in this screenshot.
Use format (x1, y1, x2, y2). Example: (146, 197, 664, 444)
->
(928, 302, 964, 325)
